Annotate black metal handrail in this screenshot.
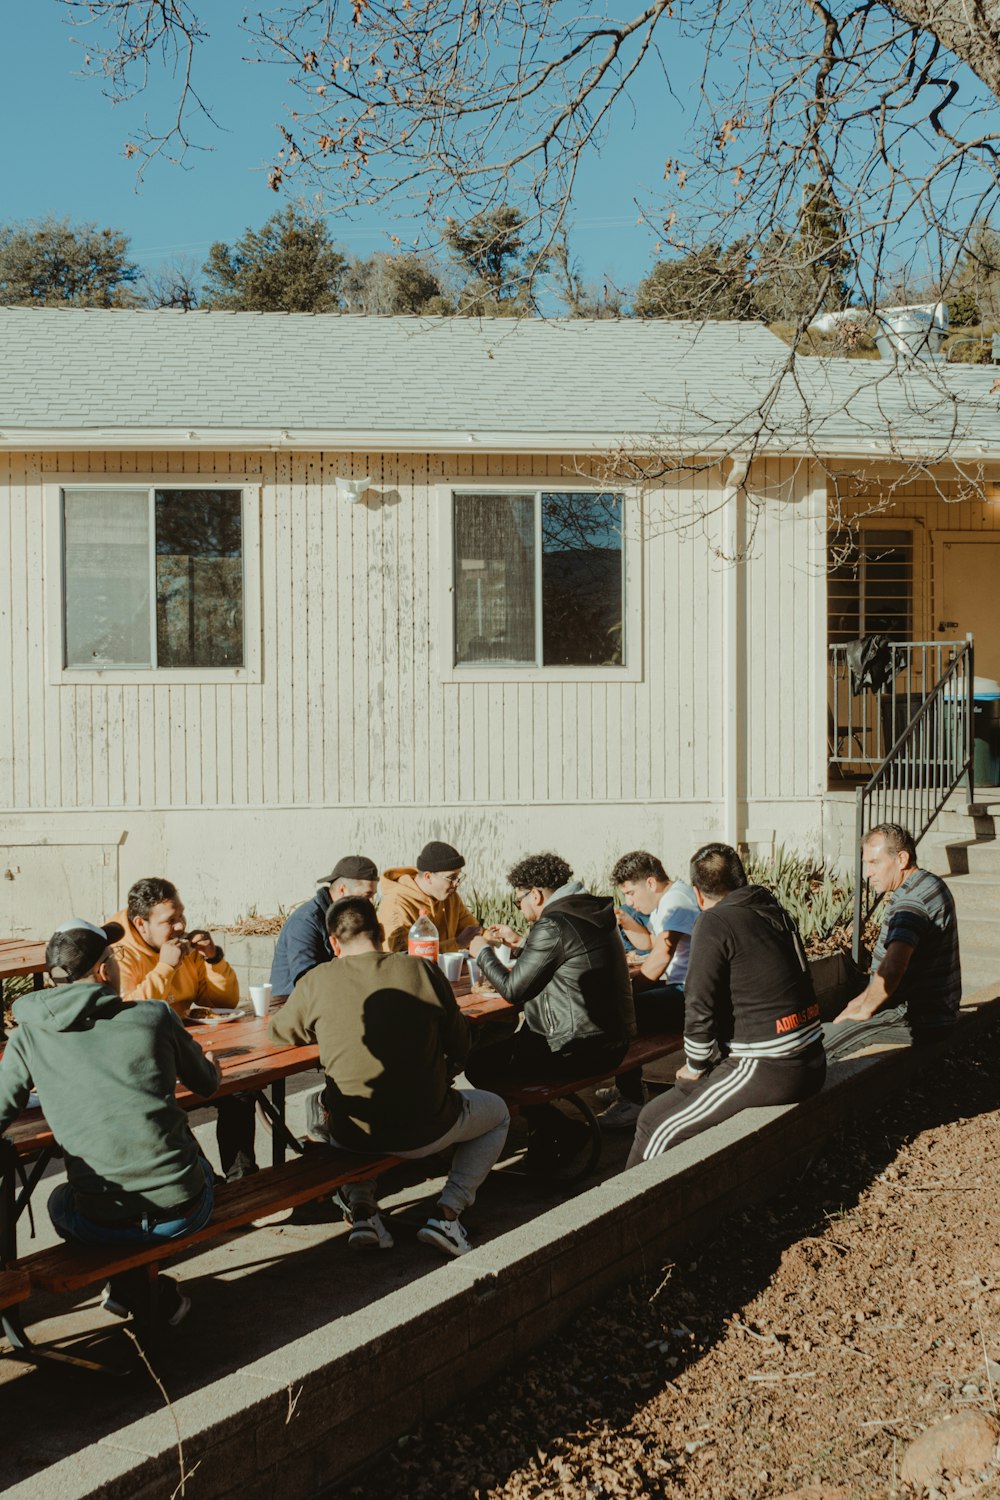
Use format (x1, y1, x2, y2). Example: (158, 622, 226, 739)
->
(851, 638, 975, 965)
(829, 640, 967, 771)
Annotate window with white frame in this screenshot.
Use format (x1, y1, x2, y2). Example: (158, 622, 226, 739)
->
(62, 487, 246, 670)
(452, 490, 625, 668)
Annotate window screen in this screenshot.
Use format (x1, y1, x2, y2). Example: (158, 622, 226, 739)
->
(62, 487, 245, 670)
(64, 489, 151, 669)
(453, 490, 624, 668)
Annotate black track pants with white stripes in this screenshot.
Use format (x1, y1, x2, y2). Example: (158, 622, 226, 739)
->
(626, 1043, 826, 1168)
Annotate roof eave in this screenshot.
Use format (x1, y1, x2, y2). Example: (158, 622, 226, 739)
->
(0, 426, 997, 464)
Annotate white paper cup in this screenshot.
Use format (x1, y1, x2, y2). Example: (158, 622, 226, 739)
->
(496, 944, 514, 969)
(438, 952, 464, 982)
(249, 984, 270, 1018)
(466, 956, 481, 990)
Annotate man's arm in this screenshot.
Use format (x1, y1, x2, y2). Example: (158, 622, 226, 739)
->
(168, 1011, 221, 1098)
(679, 918, 730, 1077)
(116, 941, 178, 1002)
(380, 897, 414, 952)
(638, 929, 685, 983)
(0, 1039, 33, 1135)
(615, 908, 653, 951)
(473, 918, 562, 1008)
(268, 983, 316, 1048)
(187, 934, 240, 1009)
(835, 940, 913, 1022)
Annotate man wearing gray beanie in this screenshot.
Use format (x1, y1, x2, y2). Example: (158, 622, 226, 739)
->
(378, 842, 482, 953)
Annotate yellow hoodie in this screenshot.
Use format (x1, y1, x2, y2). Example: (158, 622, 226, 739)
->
(377, 869, 479, 954)
(110, 908, 240, 1018)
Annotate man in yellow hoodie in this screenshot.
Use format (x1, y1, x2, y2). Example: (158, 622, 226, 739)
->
(111, 877, 257, 1180)
(378, 842, 482, 953)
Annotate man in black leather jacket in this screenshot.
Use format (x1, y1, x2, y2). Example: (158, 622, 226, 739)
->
(466, 852, 635, 1090)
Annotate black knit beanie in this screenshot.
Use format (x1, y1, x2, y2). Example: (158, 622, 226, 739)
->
(416, 841, 466, 873)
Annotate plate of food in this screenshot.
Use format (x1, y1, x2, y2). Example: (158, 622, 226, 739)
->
(187, 1006, 247, 1025)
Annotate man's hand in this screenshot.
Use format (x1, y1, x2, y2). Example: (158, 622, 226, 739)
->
(187, 929, 220, 963)
(675, 1063, 704, 1082)
(834, 992, 881, 1024)
(614, 907, 644, 935)
(468, 933, 490, 959)
(203, 1049, 223, 1087)
(159, 937, 189, 970)
(482, 924, 522, 948)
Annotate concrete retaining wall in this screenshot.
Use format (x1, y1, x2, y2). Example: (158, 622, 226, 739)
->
(14, 988, 997, 1500)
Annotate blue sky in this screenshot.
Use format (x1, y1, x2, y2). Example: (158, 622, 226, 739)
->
(1, 5, 694, 294)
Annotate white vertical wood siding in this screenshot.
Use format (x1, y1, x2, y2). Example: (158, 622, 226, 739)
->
(0, 449, 825, 817)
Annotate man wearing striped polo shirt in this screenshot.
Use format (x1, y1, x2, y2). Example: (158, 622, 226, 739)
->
(627, 843, 827, 1166)
(825, 822, 961, 1060)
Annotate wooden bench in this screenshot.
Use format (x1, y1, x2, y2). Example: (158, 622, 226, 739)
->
(496, 1029, 684, 1184)
(0, 1268, 29, 1311)
(4, 1148, 399, 1368)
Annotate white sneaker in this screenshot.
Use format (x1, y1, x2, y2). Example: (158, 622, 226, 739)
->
(417, 1216, 471, 1258)
(332, 1189, 394, 1250)
(347, 1213, 395, 1250)
(597, 1098, 643, 1131)
(594, 1085, 620, 1106)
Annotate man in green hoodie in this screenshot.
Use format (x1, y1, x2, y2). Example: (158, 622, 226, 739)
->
(0, 918, 221, 1325)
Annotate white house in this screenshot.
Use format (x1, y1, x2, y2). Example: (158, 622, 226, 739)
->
(1, 308, 998, 933)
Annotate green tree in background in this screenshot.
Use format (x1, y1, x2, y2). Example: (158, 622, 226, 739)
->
(633, 241, 759, 320)
(202, 205, 346, 311)
(0, 217, 138, 307)
(443, 206, 547, 314)
(341, 251, 452, 314)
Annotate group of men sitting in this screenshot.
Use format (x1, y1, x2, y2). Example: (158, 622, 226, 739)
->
(0, 824, 961, 1327)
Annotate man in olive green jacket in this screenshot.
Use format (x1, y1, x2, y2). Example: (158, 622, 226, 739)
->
(269, 896, 508, 1258)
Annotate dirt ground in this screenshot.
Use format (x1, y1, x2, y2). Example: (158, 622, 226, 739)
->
(336, 1021, 1000, 1500)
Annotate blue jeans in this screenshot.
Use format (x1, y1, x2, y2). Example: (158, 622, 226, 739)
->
(48, 1159, 214, 1313)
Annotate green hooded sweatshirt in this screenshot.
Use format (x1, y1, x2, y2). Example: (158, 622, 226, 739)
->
(0, 983, 218, 1223)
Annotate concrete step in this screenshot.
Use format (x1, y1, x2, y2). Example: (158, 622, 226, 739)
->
(926, 806, 997, 838)
(962, 953, 1000, 993)
(950, 914, 1000, 954)
(944, 839, 1000, 876)
(941, 875, 1000, 916)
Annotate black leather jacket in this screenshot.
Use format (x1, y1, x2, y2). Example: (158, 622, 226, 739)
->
(477, 894, 636, 1053)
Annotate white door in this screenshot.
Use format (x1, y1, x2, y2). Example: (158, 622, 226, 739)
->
(934, 534, 1000, 681)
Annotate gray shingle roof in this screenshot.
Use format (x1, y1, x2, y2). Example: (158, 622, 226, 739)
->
(0, 307, 998, 457)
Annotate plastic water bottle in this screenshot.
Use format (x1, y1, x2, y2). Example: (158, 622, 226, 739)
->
(408, 909, 439, 962)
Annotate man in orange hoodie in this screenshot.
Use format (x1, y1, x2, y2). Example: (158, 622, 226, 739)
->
(378, 842, 482, 953)
(111, 877, 257, 1180)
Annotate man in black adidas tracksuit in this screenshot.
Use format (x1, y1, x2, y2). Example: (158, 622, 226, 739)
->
(627, 843, 826, 1167)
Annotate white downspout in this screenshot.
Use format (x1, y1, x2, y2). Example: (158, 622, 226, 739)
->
(722, 455, 750, 847)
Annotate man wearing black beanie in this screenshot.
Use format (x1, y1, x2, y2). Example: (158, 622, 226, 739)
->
(379, 842, 482, 953)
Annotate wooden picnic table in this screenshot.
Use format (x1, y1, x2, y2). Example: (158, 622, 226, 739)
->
(0, 942, 47, 982)
(0, 943, 47, 1033)
(1, 979, 513, 1161)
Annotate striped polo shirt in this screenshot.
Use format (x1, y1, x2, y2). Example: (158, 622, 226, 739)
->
(871, 867, 961, 1029)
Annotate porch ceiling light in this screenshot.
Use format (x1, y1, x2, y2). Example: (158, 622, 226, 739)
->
(336, 475, 372, 503)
